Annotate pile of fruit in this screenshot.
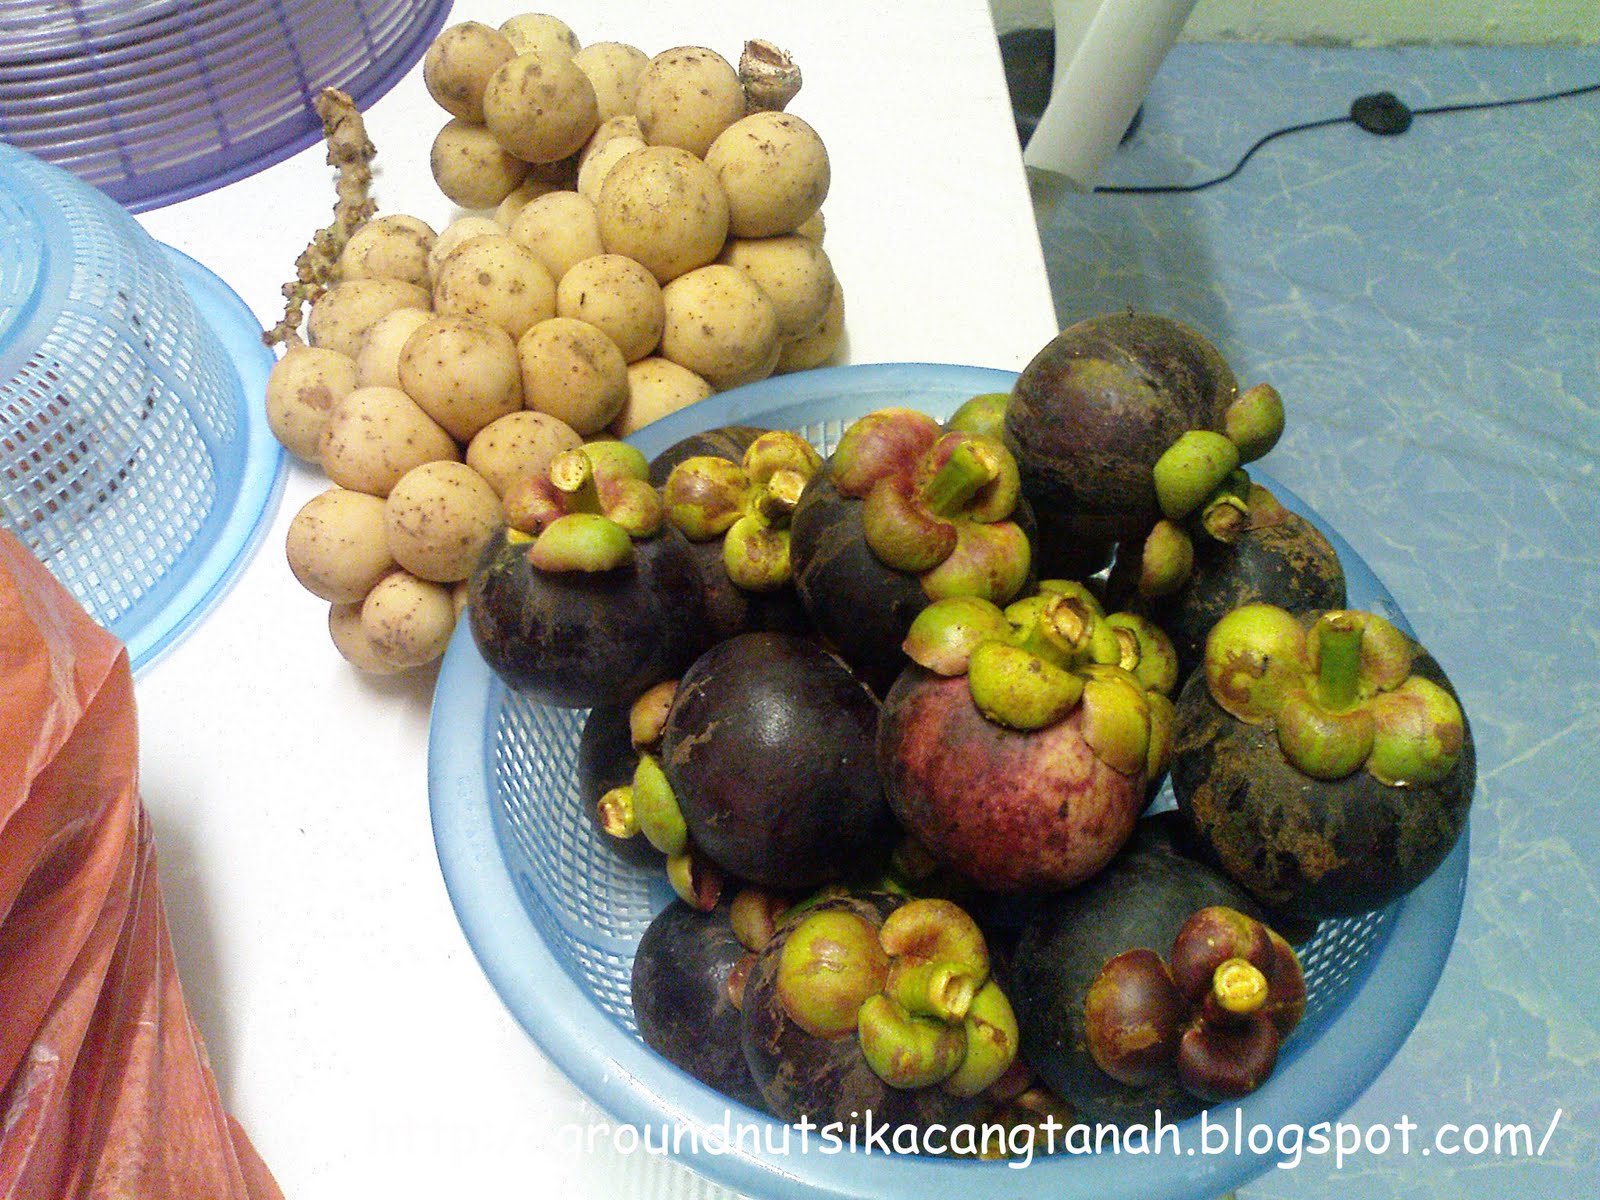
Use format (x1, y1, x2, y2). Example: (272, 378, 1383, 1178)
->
(470, 309, 1476, 1146)
(261, 12, 842, 674)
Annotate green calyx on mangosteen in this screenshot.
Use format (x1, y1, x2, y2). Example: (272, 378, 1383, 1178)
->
(1170, 603, 1475, 917)
(876, 583, 1179, 894)
(1107, 479, 1347, 686)
(468, 441, 710, 709)
(661, 429, 823, 592)
(1003, 311, 1285, 580)
(741, 893, 1020, 1130)
(660, 632, 895, 893)
(587, 680, 728, 909)
(1008, 812, 1308, 1127)
(649, 425, 817, 641)
(790, 404, 1036, 693)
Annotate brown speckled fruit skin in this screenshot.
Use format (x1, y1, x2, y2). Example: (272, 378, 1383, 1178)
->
(878, 666, 1148, 893)
(1005, 311, 1238, 552)
(1170, 638, 1475, 919)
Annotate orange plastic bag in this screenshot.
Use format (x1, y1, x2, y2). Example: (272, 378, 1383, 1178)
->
(1, 531, 282, 1200)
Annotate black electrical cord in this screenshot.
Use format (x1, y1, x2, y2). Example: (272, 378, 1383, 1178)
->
(1095, 78, 1600, 195)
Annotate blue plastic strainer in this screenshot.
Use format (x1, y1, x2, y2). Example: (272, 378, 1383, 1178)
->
(429, 364, 1470, 1200)
(1, 140, 282, 671)
(0, 0, 449, 211)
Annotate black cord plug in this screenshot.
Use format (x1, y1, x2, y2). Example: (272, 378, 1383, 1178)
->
(1350, 91, 1414, 135)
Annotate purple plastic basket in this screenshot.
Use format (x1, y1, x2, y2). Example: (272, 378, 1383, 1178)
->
(0, 0, 449, 212)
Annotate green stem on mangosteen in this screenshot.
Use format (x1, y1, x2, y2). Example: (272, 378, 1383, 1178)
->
(1210, 958, 1270, 1017)
(886, 960, 980, 1024)
(1313, 613, 1365, 712)
(549, 448, 604, 515)
(596, 785, 640, 840)
(750, 468, 807, 523)
(920, 438, 1000, 517)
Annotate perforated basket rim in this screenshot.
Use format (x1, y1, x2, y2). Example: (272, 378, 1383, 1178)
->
(428, 362, 1469, 1200)
(115, 246, 283, 671)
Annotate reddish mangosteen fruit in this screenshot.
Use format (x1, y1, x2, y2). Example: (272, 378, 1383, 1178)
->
(1007, 813, 1308, 1128)
(790, 405, 1037, 694)
(741, 893, 1020, 1133)
(1004, 311, 1285, 577)
(1170, 604, 1475, 919)
(659, 632, 895, 892)
(468, 441, 709, 708)
(1107, 477, 1346, 685)
(632, 889, 787, 1112)
(655, 428, 821, 642)
(877, 582, 1179, 893)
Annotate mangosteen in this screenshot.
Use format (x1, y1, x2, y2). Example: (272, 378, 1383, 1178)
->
(877, 583, 1179, 893)
(741, 893, 1020, 1133)
(1108, 478, 1347, 684)
(1007, 813, 1307, 1127)
(1004, 311, 1285, 575)
(659, 632, 894, 892)
(656, 428, 820, 642)
(648, 425, 774, 487)
(1171, 604, 1475, 918)
(577, 681, 677, 868)
(468, 441, 710, 708)
(790, 406, 1037, 694)
(632, 890, 784, 1112)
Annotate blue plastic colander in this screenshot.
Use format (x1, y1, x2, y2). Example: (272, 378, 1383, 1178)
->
(0, 140, 283, 671)
(0, 0, 449, 211)
(429, 364, 1470, 1200)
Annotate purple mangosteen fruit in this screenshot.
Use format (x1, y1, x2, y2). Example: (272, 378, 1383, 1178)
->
(1004, 311, 1285, 578)
(659, 631, 895, 892)
(789, 406, 1037, 694)
(877, 582, 1179, 893)
(741, 893, 1021, 1134)
(632, 889, 787, 1113)
(1007, 813, 1307, 1127)
(1170, 604, 1475, 918)
(468, 441, 709, 708)
(655, 428, 821, 642)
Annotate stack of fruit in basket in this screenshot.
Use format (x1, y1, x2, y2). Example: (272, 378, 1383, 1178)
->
(261, 12, 843, 675)
(476, 308, 1477, 1145)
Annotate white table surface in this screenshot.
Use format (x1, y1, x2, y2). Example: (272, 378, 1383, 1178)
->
(132, 2, 1058, 1196)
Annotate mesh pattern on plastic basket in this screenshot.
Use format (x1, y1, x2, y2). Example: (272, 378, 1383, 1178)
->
(0, 0, 449, 211)
(1, 141, 271, 657)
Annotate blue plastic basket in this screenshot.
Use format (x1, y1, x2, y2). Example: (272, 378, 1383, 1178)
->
(429, 363, 1469, 1200)
(0, 140, 283, 671)
(0, 0, 449, 212)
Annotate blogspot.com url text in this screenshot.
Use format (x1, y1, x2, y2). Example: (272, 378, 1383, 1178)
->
(552, 1107, 1565, 1171)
